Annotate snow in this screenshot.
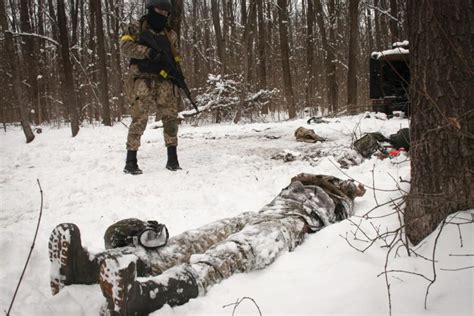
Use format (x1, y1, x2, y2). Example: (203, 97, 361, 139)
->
(0, 114, 472, 316)
(371, 47, 409, 60)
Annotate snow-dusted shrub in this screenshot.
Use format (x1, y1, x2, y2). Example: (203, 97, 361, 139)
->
(182, 74, 279, 124)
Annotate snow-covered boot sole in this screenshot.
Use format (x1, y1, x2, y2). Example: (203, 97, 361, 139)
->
(49, 223, 99, 295)
(48, 223, 80, 295)
(99, 254, 138, 316)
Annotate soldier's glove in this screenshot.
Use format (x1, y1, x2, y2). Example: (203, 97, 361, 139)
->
(148, 49, 161, 62)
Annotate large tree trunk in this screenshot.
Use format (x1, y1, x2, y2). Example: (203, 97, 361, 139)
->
(234, 1, 257, 124)
(257, 0, 268, 114)
(305, 0, 315, 111)
(19, 0, 40, 124)
(211, 0, 226, 73)
(389, 0, 399, 43)
(108, 0, 125, 119)
(57, 0, 80, 136)
(94, 0, 112, 126)
(314, 0, 338, 114)
(170, 0, 183, 40)
(346, 0, 359, 114)
(0, 0, 34, 142)
(374, 0, 382, 50)
(405, 0, 474, 245)
(277, 0, 296, 119)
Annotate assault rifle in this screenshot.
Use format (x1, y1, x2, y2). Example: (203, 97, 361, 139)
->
(139, 30, 199, 113)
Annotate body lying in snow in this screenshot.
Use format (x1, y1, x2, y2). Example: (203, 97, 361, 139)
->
(48, 173, 365, 315)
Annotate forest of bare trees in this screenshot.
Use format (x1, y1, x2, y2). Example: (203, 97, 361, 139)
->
(1, 0, 407, 134)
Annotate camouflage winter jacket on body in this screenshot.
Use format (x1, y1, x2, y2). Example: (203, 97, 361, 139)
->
(120, 17, 180, 80)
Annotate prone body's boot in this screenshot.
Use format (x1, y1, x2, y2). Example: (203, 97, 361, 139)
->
(123, 150, 143, 175)
(99, 255, 198, 316)
(48, 223, 100, 295)
(165, 146, 182, 171)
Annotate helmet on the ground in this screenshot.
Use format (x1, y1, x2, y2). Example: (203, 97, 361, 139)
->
(145, 0, 172, 11)
(104, 218, 169, 249)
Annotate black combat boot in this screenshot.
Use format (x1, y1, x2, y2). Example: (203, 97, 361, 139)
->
(124, 150, 143, 175)
(165, 146, 182, 171)
(48, 223, 100, 295)
(99, 255, 199, 316)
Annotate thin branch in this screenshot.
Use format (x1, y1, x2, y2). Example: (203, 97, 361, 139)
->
(222, 296, 262, 316)
(327, 157, 399, 192)
(425, 219, 446, 309)
(363, 3, 401, 24)
(440, 266, 474, 272)
(4, 31, 59, 47)
(6, 180, 44, 316)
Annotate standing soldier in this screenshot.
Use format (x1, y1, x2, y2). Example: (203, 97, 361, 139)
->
(121, 0, 182, 174)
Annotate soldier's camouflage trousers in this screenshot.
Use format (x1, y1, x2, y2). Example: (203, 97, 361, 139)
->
(126, 78, 179, 150)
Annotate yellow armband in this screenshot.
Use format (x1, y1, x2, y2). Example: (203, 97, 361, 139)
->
(174, 55, 182, 63)
(120, 34, 136, 42)
(160, 70, 168, 78)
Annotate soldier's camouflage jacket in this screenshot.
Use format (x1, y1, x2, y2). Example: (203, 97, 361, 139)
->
(120, 17, 180, 100)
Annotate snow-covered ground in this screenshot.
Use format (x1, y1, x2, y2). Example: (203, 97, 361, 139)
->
(0, 114, 472, 315)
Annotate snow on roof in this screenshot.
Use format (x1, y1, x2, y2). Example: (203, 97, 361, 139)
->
(392, 40, 409, 48)
(371, 40, 409, 60)
(371, 47, 409, 60)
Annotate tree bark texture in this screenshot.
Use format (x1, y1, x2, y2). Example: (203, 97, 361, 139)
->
(257, 0, 268, 114)
(305, 0, 315, 110)
(94, 0, 111, 126)
(57, 0, 80, 136)
(0, 0, 34, 142)
(277, 0, 296, 119)
(314, 0, 338, 113)
(19, 0, 40, 124)
(211, 0, 226, 73)
(389, 0, 399, 42)
(346, 0, 359, 113)
(405, 0, 474, 245)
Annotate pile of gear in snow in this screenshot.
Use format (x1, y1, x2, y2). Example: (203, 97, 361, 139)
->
(272, 118, 410, 168)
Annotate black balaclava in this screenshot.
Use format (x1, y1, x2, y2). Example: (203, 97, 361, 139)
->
(147, 8, 168, 32)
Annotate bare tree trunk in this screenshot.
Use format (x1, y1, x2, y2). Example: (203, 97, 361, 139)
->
(234, 1, 257, 123)
(389, 0, 399, 42)
(88, 0, 99, 121)
(257, 0, 268, 114)
(366, 7, 374, 52)
(277, 0, 296, 119)
(57, 0, 80, 136)
(19, 0, 40, 124)
(405, 0, 474, 245)
(170, 0, 183, 40)
(314, 0, 337, 113)
(108, 0, 125, 119)
(305, 0, 315, 111)
(94, 0, 112, 126)
(0, 0, 34, 142)
(211, 0, 225, 73)
(379, 0, 390, 47)
(374, 0, 382, 49)
(346, 0, 359, 114)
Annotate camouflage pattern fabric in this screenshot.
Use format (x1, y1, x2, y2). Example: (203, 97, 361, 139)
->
(295, 127, 325, 143)
(353, 132, 388, 158)
(97, 174, 361, 287)
(132, 174, 364, 297)
(121, 18, 180, 149)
